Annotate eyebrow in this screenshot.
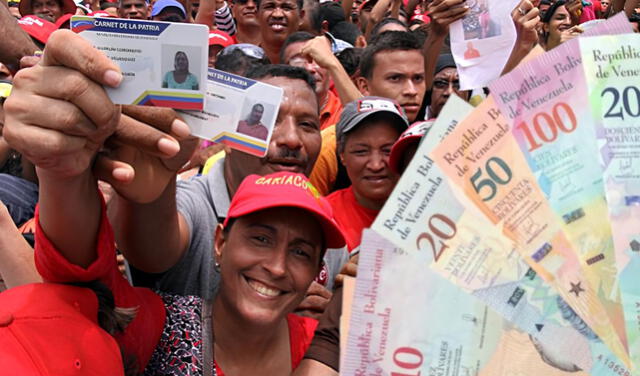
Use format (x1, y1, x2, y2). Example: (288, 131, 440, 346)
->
(246, 223, 320, 249)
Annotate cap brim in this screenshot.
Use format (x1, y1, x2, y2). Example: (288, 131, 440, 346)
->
(227, 199, 346, 249)
(339, 110, 409, 137)
(389, 134, 421, 174)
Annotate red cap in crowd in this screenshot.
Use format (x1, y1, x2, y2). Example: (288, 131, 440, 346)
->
(224, 172, 346, 249)
(54, 13, 72, 28)
(389, 120, 434, 174)
(17, 15, 57, 45)
(0, 283, 125, 375)
(19, 0, 77, 19)
(209, 30, 235, 48)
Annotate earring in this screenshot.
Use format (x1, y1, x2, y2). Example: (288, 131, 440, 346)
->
(214, 261, 221, 271)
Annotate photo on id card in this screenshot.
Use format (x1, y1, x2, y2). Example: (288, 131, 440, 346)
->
(180, 69, 284, 157)
(71, 16, 208, 110)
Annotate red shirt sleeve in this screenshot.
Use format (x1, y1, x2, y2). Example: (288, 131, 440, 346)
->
(34, 200, 166, 370)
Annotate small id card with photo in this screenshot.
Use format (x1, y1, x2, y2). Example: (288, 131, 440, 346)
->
(180, 69, 283, 157)
(71, 16, 208, 110)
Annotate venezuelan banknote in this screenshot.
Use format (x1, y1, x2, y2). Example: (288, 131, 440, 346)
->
(342, 228, 631, 375)
(360, 95, 630, 374)
(580, 32, 640, 373)
(488, 14, 634, 354)
(430, 96, 630, 367)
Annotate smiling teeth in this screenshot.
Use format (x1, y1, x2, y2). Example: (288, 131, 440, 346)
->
(248, 279, 281, 297)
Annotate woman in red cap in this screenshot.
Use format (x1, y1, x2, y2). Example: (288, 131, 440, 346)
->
(32, 163, 345, 375)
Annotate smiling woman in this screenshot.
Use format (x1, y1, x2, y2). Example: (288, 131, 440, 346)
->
(33, 170, 345, 375)
(541, 0, 579, 51)
(326, 96, 408, 252)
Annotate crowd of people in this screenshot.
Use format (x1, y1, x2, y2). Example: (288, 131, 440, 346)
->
(0, 0, 639, 374)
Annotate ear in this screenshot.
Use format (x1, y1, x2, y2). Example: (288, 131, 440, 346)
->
(321, 20, 329, 33)
(214, 224, 227, 265)
(355, 35, 367, 48)
(339, 150, 346, 166)
(355, 76, 370, 95)
(298, 8, 306, 27)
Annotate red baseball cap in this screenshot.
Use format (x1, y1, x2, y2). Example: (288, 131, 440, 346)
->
(209, 30, 234, 48)
(17, 15, 57, 45)
(0, 283, 125, 375)
(224, 172, 346, 249)
(19, 0, 77, 19)
(54, 12, 72, 28)
(389, 119, 434, 174)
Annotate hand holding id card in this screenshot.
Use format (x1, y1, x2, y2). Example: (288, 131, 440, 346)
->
(71, 16, 208, 110)
(180, 69, 283, 157)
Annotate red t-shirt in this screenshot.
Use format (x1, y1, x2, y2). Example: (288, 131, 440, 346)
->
(236, 120, 269, 140)
(326, 186, 378, 252)
(214, 314, 318, 375)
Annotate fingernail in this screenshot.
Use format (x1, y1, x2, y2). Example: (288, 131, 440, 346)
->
(104, 70, 123, 87)
(171, 118, 191, 138)
(112, 167, 133, 181)
(158, 137, 180, 155)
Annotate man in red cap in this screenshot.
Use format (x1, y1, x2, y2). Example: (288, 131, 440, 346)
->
(208, 29, 234, 68)
(18, 0, 76, 22)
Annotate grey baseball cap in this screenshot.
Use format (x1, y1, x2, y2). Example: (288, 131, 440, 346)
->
(336, 96, 409, 138)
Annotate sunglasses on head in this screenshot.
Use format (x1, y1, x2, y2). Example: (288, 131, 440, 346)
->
(217, 44, 267, 60)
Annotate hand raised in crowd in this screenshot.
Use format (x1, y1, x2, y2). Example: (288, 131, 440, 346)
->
(300, 36, 339, 70)
(565, 0, 584, 25)
(95, 105, 199, 204)
(427, 0, 470, 38)
(559, 24, 584, 44)
(512, 0, 540, 49)
(3, 30, 122, 180)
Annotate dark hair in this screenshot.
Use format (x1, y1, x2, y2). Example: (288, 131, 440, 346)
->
(100, 0, 117, 9)
(628, 12, 640, 24)
(256, 0, 304, 13)
(359, 31, 421, 79)
(246, 64, 317, 93)
(542, 0, 566, 23)
(306, 0, 322, 32)
(280, 31, 316, 63)
(335, 47, 363, 76)
(369, 17, 408, 41)
(330, 21, 362, 46)
(319, 1, 346, 30)
(70, 281, 139, 376)
(215, 49, 270, 76)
